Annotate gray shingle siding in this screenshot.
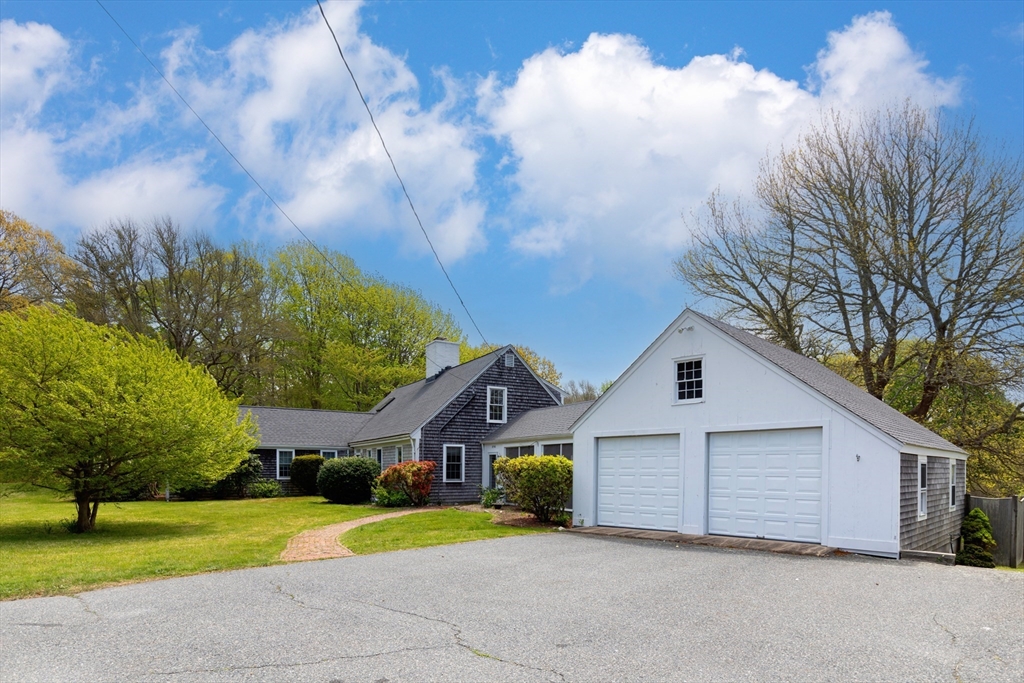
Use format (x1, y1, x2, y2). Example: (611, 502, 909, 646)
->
(420, 354, 559, 504)
(900, 454, 965, 553)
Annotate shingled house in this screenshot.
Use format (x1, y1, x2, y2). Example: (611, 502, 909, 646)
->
(244, 339, 562, 503)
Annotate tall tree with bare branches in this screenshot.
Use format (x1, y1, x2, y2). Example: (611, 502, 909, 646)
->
(676, 103, 1023, 492)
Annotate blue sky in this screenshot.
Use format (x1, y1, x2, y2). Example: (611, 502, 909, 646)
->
(2, 1, 1022, 386)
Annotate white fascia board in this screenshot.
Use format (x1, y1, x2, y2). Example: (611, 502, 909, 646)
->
(258, 444, 347, 450)
(482, 432, 572, 446)
(899, 443, 969, 460)
(406, 348, 508, 436)
(570, 309, 695, 433)
(348, 435, 413, 449)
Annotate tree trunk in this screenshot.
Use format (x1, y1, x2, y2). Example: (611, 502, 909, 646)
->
(74, 491, 96, 533)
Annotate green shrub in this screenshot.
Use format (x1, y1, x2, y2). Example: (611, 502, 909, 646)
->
(246, 480, 281, 498)
(290, 455, 325, 495)
(480, 486, 504, 508)
(372, 484, 411, 507)
(375, 461, 435, 507)
(956, 508, 997, 568)
(214, 453, 264, 499)
(493, 455, 572, 524)
(317, 457, 380, 504)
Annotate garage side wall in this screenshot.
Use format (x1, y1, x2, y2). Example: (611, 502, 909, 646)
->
(572, 313, 902, 556)
(900, 455, 965, 553)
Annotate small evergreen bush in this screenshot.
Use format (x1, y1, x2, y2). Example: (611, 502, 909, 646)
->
(375, 461, 435, 507)
(290, 455, 325, 495)
(480, 486, 504, 508)
(214, 453, 264, 499)
(956, 508, 997, 568)
(493, 455, 572, 523)
(372, 484, 412, 507)
(247, 480, 281, 498)
(317, 457, 380, 504)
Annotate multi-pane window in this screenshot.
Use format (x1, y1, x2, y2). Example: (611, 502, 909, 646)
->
(676, 359, 703, 401)
(542, 443, 574, 460)
(949, 461, 957, 509)
(321, 450, 337, 460)
(277, 449, 294, 479)
(397, 446, 404, 463)
(918, 456, 928, 518)
(444, 444, 464, 482)
(488, 386, 507, 423)
(504, 445, 534, 457)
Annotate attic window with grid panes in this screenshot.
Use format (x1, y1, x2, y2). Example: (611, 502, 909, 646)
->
(675, 358, 704, 402)
(504, 351, 515, 368)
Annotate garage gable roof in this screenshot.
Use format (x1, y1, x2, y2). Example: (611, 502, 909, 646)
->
(241, 405, 372, 449)
(691, 312, 964, 454)
(572, 309, 964, 456)
(483, 400, 595, 444)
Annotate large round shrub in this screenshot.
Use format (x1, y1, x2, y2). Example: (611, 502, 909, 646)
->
(290, 455, 325, 495)
(493, 455, 572, 523)
(376, 461, 435, 507)
(317, 457, 380, 504)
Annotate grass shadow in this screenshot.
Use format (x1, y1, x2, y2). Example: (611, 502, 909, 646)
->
(0, 519, 196, 544)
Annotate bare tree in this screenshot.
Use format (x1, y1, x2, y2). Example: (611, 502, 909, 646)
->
(676, 103, 1023, 453)
(564, 379, 601, 404)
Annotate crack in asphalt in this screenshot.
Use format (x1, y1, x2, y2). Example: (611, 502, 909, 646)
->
(73, 595, 102, 622)
(932, 613, 958, 645)
(351, 598, 567, 682)
(147, 644, 449, 676)
(270, 582, 327, 612)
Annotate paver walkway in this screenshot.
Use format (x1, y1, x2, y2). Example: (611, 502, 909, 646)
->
(280, 508, 436, 562)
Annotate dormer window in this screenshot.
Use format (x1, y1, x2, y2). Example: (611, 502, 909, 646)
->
(487, 386, 507, 423)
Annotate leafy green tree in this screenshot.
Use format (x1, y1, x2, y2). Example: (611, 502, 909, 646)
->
(0, 306, 258, 532)
(1, 210, 77, 312)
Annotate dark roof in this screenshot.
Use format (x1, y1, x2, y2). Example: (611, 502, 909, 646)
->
(350, 348, 507, 444)
(484, 400, 596, 443)
(241, 405, 372, 449)
(690, 311, 964, 454)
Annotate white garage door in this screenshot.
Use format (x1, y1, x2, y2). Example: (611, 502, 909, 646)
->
(597, 434, 680, 531)
(708, 428, 822, 543)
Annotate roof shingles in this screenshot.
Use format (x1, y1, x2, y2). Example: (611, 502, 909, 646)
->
(690, 311, 964, 454)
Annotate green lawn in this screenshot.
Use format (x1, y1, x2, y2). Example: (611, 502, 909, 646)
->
(0, 489, 378, 600)
(341, 508, 551, 555)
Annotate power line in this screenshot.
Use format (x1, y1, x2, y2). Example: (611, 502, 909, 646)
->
(95, 0, 488, 347)
(314, 0, 488, 346)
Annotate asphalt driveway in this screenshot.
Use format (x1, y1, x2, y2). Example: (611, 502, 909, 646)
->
(1, 532, 1021, 682)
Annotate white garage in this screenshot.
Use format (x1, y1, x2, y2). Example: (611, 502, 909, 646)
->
(707, 428, 822, 542)
(570, 309, 968, 558)
(597, 434, 679, 531)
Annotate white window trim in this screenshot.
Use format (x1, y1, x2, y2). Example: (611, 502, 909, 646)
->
(917, 455, 928, 519)
(949, 460, 957, 511)
(397, 445, 404, 463)
(443, 443, 465, 483)
(672, 355, 706, 405)
(487, 386, 508, 424)
(320, 449, 337, 459)
(276, 449, 294, 480)
(376, 448, 383, 467)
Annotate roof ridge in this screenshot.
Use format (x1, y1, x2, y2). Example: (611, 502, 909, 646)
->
(239, 404, 372, 416)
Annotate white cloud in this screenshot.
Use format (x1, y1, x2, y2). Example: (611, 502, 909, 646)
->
(810, 11, 960, 108)
(162, 2, 485, 261)
(480, 12, 962, 290)
(0, 19, 72, 122)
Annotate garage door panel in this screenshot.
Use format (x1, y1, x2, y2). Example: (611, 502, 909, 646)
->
(597, 434, 680, 531)
(707, 428, 822, 544)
